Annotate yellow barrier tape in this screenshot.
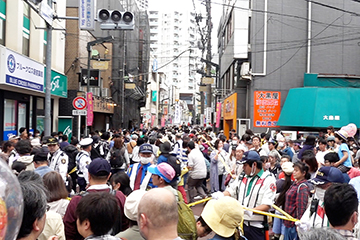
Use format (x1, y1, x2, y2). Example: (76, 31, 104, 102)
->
(187, 197, 299, 222)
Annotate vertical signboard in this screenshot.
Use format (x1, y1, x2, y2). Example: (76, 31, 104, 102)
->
(174, 103, 181, 125)
(58, 117, 73, 142)
(253, 91, 281, 127)
(79, 0, 95, 30)
(86, 92, 94, 126)
(216, 102, 222, 128)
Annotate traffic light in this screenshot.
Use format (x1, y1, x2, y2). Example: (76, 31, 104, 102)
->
(97, 9, 134, 30)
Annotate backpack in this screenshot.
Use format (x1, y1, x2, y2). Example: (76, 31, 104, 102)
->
(177, 190, 197, 240)
(110, 148, 124, 168)
(166, 154, 181, 178)
(79, 190, 123, 236)
(63, 145, 80, 173)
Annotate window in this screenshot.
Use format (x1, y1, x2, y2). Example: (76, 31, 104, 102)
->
(0, 0, 5, 45)
(23, 2, 30, 56)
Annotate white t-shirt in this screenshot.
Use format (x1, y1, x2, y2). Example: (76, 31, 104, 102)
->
(188, 148, 207, 179)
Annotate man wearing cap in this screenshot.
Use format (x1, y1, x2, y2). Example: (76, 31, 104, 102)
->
(33, 152, 53, 177)
(222, 150, 277, 239)
(268, 139, 281, 160)
(327, 136, 338, 152)
(116, 190, 146, 240)
(76, 137, 93, 191)
(47, 137, 69, 182)
(298, 166, 345, 230)
(64, 158, 128, 240)
(148, 162, 178, 199)
(127, 143, 155, 190)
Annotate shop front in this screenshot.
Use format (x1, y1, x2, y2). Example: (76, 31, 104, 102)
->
(92, 96, 115, 131)
(0, 46, 67, 140)
(223, 93, 237, 139)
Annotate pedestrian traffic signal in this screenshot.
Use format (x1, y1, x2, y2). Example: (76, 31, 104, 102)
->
(97, 9, 134, 30)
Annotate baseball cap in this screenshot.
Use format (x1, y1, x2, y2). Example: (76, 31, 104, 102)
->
(240, 150, 260, 164)
(148, 163, 175, 183)
(281, 162, 294, 175)
(46, 137, 58, 145)
(139, 143, 153, 154)
(79, 137, 93, 147)
(8, 134, 20, 141)
(124, 190, 146, 221)
(88, 158, 111, 176)
(327, 136, 336, 142)
(310, 166, 345, 185)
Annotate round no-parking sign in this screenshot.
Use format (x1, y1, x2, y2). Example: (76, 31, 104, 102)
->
(73, 97, 87, 110)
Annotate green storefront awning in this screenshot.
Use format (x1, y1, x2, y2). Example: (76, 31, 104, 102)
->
(277, 87, 360, 128)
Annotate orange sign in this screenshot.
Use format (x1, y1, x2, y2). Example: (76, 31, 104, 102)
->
(254, 91, 281, 127)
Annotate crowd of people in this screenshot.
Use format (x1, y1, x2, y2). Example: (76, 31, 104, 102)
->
(1, 124, 360, 240)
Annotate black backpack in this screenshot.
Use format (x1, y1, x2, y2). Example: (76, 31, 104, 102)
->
(165, 153, 181, 178)
(63, 145, 80, 173)
(109, 148, 124, 168)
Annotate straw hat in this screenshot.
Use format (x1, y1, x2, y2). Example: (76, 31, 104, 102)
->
(201, 197, 244, 237)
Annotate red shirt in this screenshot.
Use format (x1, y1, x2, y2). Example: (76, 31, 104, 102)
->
(63, 188, 128, 240)
(284, 179, 309, 228)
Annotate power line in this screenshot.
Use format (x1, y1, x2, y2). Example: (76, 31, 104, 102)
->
(266, 14, 344, 76)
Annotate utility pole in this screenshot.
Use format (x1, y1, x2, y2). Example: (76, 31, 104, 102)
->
(206, 0, 212, 124)
(44, 0, 52, 136)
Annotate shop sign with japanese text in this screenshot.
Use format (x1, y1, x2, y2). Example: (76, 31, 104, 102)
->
(254, 91, 281, 127)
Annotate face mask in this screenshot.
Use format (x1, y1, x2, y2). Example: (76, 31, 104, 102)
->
(232, 140, 238, 145)
(140, 157, 151, 164)
(126, 135, 130, 139)
(278, 142, 284, 148)
(248, 164, 256, 177)
(265, 162, 271, 170)
(315, 187, 326, 200)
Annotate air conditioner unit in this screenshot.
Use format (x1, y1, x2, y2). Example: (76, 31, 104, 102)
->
(89, 87, 101, 96)
(240, 62, 250, 76)
(102, 88, 109, 97)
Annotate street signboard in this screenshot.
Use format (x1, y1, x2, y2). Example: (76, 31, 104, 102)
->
(79, 0, 96, 30)
(72, 110, 87, 115)
(73, 97, 87, 110)
(199, 86, 207, 92)
(201, 77, 214, 85)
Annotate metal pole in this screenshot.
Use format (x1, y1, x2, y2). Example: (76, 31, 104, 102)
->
(85, 44, 91, 137)
(206, 0, 212, 125)
(44, 0, 52, 136)
(155, 72, 159, 127)
(121, 32, 126, 128)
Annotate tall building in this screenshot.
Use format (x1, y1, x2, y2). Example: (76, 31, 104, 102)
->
(145, 6, 200, 126)
(136, 0, 148, 10)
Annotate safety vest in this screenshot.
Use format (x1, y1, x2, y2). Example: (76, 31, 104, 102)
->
(128, 163, 152, 191)
(235, 170, 276, 223)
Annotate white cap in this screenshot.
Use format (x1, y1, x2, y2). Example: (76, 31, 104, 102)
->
(124, 190, 146, 221)
(79, 137, 93, 147)
(31, 138, 41, 147)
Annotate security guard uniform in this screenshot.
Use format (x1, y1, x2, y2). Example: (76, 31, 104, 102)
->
(225, 151, 276, 239)
(77, 138, 93, 191)
(48, 148, 69, 182)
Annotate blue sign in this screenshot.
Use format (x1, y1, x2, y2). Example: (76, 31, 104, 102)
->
(79, 0, 95, 30)
(3, 130, 17, 141)
(152, 59, 158, 72)
(5, 49, 44, 92)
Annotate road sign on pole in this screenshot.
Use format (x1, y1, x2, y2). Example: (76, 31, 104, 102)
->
(73, 97, 87, 110)
(72, 110, 87, 115)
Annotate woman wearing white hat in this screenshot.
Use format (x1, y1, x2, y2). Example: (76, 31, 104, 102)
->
(197, 196, 247, 240)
